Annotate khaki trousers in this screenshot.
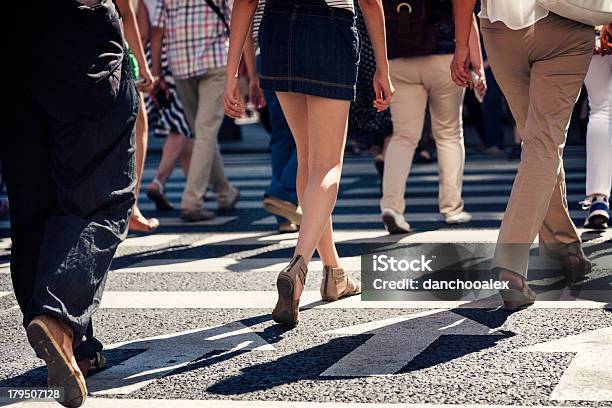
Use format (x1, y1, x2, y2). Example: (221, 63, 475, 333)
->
(175, 68, 230, 210)
(481, 14, 594, 276)
(381, 54, 466, 216)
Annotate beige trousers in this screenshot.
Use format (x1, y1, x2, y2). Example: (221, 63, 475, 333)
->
(381, 54, 466, 217)
(481, 14, 594, 277)
(175, 68, 229, 210)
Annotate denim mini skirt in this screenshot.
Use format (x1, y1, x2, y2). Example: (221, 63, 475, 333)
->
(258, 0, 360, 101)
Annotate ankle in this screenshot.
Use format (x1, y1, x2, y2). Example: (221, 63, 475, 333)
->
(497, 268, 526, 289)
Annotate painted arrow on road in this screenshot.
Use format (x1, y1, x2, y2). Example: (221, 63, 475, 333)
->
(88, 322, 275, 395)
(320, 309, 503, 377)
(519, 327, 612, 401)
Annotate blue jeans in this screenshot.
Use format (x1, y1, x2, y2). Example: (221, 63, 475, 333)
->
(258, 58, 298, 224)
(264, 89, 298, 223)
(482, 67, 505, 149)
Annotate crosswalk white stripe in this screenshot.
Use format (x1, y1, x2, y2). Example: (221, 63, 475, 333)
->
(138, 195, 587, 211)
(112, 257, 361, 274)
(2, 398, 593, 408)
(149, 216, 237, 227)
(344, 183, 586, 196)
(138, 177, 359, 188)
(97, 291, 609, 310)
(253, 211, 587, 225)
(120, 234, 181, 248)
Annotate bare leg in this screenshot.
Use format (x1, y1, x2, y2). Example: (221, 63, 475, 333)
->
(276, 92, 349, 266)
(181, 138, 194, 177)
(152, 132, 186, 185)
(131, 96, 159, 231)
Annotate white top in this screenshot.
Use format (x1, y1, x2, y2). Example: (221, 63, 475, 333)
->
(480, 0, 549, 30)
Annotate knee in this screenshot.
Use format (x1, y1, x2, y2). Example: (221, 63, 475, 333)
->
(307, 161, 342, 191)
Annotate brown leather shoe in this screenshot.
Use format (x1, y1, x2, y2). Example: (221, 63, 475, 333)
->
(77, 352, 106, 378)
(320, 266, 361, 301)
(272, 256, 308, 326)
(497, 269, 536, 311)
(263, 196, 302, 225)
(278, 221, 299, 233)
(26, 315, 87, 408)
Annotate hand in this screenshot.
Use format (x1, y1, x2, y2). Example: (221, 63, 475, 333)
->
(224, 75, 245, 119)
(472, 64, 487, 99)
(372, 69, 393, 112)
(451, 45, 472, 87)
(151, 77, 170, 106)
(248, 75, 266, 110)
(600, 23, 612, 55)
(137, 67, 155, 93)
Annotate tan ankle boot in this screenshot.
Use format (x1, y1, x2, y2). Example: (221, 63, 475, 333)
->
(27, 315, 87, 408)
(320, 266, 361, 301)
(272, 256, 308, 326)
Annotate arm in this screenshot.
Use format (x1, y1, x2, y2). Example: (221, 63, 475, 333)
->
(359, 0, 393, 112)
(468, 13, 486, 97)
(137, 0, 150, 46)
(242, 28, 266, 109)
(450, 0, 477, 87)
(224, 0, 259, 118)
(116, 0, 154, 91)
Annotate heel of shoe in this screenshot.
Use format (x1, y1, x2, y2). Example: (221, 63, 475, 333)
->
(272, 276, 298, 325)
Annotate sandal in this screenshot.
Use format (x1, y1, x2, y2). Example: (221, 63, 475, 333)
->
(497, 269, 536, 311)
(146, 178, 174, 211)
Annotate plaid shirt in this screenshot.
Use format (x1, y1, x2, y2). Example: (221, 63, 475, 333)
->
(153, 0, 231, 80)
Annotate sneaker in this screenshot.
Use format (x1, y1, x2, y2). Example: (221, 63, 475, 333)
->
(583, 195, 609, 230)
(381, 208, 411, 234)
(216, 184, 240, 212)
(445, 211, 472, 225)
(263, 196, 302, 225)
(180, 208, 215, 222)
(146, 178, 174, 211)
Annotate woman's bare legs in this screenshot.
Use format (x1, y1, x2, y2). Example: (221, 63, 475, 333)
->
(150, 132, 188, 186)
(131, 96, 159, 231)
(276, 92, 349, 267)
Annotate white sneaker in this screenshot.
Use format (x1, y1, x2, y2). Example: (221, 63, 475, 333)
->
(381, 208, 411, 234)
(445, 211, 472, 224)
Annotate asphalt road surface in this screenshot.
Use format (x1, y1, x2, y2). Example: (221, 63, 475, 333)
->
(0, 147, 610, 408)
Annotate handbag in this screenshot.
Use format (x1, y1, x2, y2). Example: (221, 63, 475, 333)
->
(537, 0, 612, 26)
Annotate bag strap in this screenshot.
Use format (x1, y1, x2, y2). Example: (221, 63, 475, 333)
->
(204, 0, 230, 34)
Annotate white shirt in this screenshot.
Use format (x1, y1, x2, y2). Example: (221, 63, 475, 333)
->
(480, 0, 550, 30)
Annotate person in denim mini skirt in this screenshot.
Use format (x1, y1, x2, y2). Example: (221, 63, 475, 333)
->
(225, 0, 393, 326)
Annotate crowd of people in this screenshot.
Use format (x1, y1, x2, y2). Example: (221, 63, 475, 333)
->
(2, 0, 611, 406)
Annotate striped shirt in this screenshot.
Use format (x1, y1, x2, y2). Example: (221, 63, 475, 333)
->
(152, 0, 231, 80)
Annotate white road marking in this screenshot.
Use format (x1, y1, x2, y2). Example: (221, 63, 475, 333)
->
(0, 238, 11, 249)
(344, 183, 585, 196)
(0, 292, 10, 299)
(87, 322, 274, 395)
(98, 291, 610, 310)
(112, 257, 362, 274)
(191, 229, 502, 247)
(253, 211, 586, 225)
(140, 195, 586, 212)
(321, 309, 503, 377)
(519, 327, 612, 401)
(120, 234, 181, 248)
(3, 399, 593, 408)
(151, 216, 237, 227)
